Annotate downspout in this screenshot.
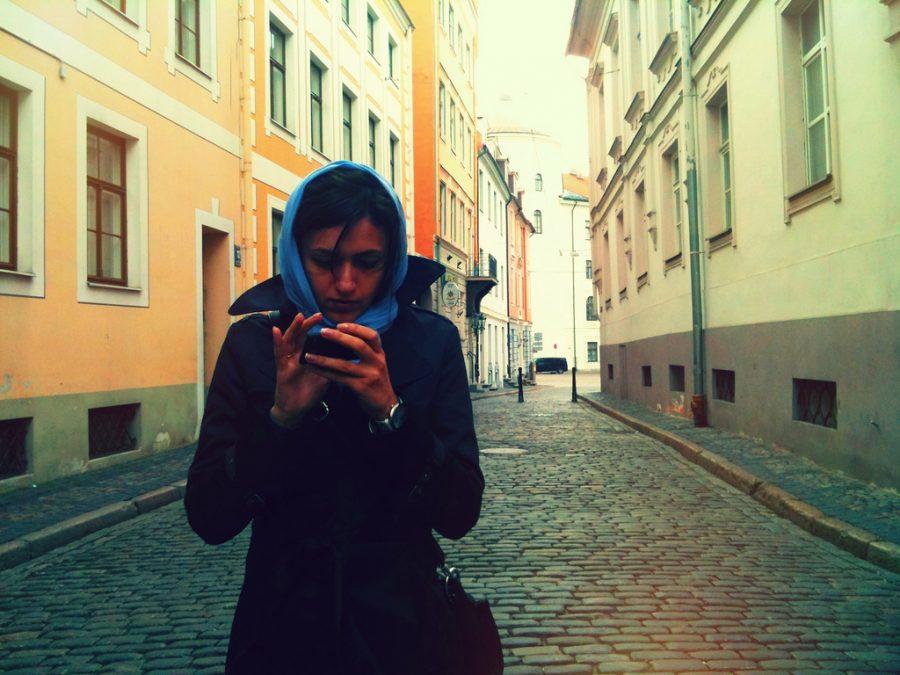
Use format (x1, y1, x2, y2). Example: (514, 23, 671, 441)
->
(679, 1, 708, 426)
(504, 193, 512, 380)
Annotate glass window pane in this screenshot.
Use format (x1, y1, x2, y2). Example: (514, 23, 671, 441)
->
(801, 0, 821, 56)
(808, 118, 828, 182)
(0, 211, 9, 264)
(311, 103, 322, 151)
(87, 229, 97, 276)
(0, 92, 12, 149)
(0, 156, 9, 210)
(87, 132, 99, 179)
(88, 186, 97, 232)
(724, 191, 732, 230)
(101, 233, 123, 281)
(722, 148, 731, 191)
(271, 69, 285, 125)
(181, 26, 198, 65)
(270, 28, 284, 64)
(804, 54, 825, 120)
(99, 136, 122, 185)
(101, 190, 122, 235)
(311, 64, 322, 96)
(719, 101, 729, 142)
(181, 0, 197, 28)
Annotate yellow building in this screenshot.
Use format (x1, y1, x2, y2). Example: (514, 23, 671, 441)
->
(0, 0, 416, 489)
(408, 0, 478, 346)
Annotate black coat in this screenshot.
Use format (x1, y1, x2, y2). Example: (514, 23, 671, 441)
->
(184, 265, 484, 674)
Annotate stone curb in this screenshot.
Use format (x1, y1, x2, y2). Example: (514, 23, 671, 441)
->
(471, 386, 541, 402)
(0, 479, 188, 572)
(577, 395, 900, 575)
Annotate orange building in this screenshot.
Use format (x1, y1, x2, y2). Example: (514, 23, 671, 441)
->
(407, 0, 478, 350)
(0, 0, 415, 488)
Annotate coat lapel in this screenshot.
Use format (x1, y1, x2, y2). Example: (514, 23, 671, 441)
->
(380, 308, 434, 391)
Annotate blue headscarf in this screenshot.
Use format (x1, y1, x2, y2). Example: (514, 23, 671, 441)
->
(278, 161, 409, 336)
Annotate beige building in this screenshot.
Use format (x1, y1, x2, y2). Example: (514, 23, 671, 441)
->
(568, 0, 899, 487)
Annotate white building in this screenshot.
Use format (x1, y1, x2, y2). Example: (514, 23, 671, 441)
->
(474, 142, 510, 388)
(486, 126, 599, 372)
(568, 0, 900, 487)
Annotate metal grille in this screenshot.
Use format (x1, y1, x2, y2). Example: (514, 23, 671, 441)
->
(713, 369, 735, 402)
(0, 417, 29, 479)
(88, 404, 139, 459)
(793, 378, 837, 428)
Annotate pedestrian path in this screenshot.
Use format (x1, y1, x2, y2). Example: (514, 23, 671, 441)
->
(581, 391, 900, 546)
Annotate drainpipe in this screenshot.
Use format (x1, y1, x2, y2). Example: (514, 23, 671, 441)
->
(569, 198, 579, 404)
(679, 1, 707, 426)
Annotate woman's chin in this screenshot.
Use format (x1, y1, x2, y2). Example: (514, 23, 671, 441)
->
(324, 308, 363, 324)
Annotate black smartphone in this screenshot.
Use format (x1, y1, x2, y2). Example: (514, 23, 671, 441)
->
(301, 334, 358, 363)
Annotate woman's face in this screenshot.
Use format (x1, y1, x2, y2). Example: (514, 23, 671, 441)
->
(301, 216, 388, 324)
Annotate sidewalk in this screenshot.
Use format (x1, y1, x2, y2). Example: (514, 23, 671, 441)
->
(580, 390, 900, 571)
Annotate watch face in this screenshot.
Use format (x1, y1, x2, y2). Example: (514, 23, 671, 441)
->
(390, 401, 408, 429)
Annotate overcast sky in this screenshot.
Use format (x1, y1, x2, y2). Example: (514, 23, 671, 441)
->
(476, 0, 590, 176)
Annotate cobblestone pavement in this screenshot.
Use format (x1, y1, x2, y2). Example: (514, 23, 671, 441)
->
(1, 387, 898, 673)
(581, 391, 900, 545)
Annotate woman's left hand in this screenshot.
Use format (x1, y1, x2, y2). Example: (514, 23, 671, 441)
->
(304, 323, 398, 420)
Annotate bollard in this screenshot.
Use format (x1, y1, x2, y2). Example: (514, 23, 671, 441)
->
(517, 367, 524, 403)
(571, 365, 578, 403)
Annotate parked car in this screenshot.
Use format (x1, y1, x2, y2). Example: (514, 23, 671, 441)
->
(535, 357, 568, 374)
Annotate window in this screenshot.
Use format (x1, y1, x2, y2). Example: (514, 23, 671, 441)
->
(585, 259, 592, 279)
(388, 37, 398, 80)
(175, 0, 200, 67)
(793, 378, 836, 428)
(478, 169, 484, 212)
(87, 126, 127, 285)
(102, 0, 128, 10)
(368, 113, 378, 169)
(341, 0, 350, 26)
(439, 181, 447, 236)
(703, 85, 734, 243)
(488, 254, 497, 279)
(449, 5, 456, 49)
(587, 342, 598, 363)
(342, 91, 353, 159)
(642, 365, 652, 387)
(616, 209, 627, 295)
(465, 43, 472, 80)
(660, 143, 682, 263)
(367, 9, 377, 57)
(669, 365, 685, 392)
(633, 179, 648, 282)
(0, 85, 17, 271)
(269, 23, 287, 128)
(389, 134, 398, 187)
(458, 113, 464, 158)
(0, 417, 30, 479)
(585, 219, 592, 240)
(449, 100, 457, 153)
(309, 61, 323, 153)
(608, 363, 614, 380)
(450, 194, 457, 242)
(586, 296, 598, 321)
(713, 368, 735, 403)
(671, 150, 683, 256)
(718, 100, 732, 231)
(271, 209, 283, 276)
(533, 210, 542, 234)
(457, 25, 463, 57)
(89, 403, 139, 459)
(800, 0, 830, 184)
(535, 173, 542, 191)
(439, 83, 446, 139)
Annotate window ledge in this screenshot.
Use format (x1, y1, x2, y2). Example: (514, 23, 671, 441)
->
(310, 147, 331, 165)
(0, 268, 36, 279)
(636, 272, 649, 289)
(618, 288, 627, 302)
(174, 53, 212, 81)
(649, 32, 677, 76)
(664, 252, 683, 271)
(786, 174, 834, 219)
(270, 121, 296, 143)
(604, 299, 612, 310)
(341, 21, 357, 37)
(707, 228, 733, 254)
(88, 281, 143, 292)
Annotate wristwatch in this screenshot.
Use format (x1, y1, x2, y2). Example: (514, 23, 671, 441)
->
(368, 397, 407, 435)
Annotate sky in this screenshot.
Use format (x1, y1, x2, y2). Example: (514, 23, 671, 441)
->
(476, 0, 590, 176)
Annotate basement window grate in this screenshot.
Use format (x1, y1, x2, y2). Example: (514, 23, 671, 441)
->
(713, 369, 735, 402)
(0, 418, 30, 479)
(89, 404, 139, 459)
(669, 365, 685, 392)
(793, 378, 837, 428)
(642, 365, 652, 387)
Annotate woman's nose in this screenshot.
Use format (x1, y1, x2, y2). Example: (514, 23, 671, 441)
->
(333, 262, 356, 294)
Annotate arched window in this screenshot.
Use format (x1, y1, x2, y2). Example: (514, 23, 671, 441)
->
(535, 173, 543, 191)
(586, 296, 599, 321)
(533, 210, 542, 234)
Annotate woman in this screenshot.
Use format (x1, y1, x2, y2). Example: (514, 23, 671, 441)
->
(184, 161, 485, 673)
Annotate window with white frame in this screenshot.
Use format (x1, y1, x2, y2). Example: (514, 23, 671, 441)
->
(587, 341, 598, 362)
(439, 83, 446, 139)
(165, 0, 219, 98)
(341, 0, 351, 27)
(271, 209, 283, 276)
(76, 97, 148, 307)
(450, 193, 457, 243)
(449, 4, 456, 49)
(0, 58, 45, 299)
(458, 113, 464, 159)
(777, 0, 838, 213)
(367, 8, 378, 58)
(77, 0, 150, 54)
(535, 173, 542, 191)
(449, 99, 457, 153)
(533, 209, 542, 234)
(269, 21, 289, 130)
(660, 143, 683, 262)
(585, 259, 592, 279)
(439, 181, 447, 236)
(342, 90, 354, 159)
(175, 0, 200, 67)
(389, 134, 399, 187)
(388, 37, 398, 81)
(367, 113, 378, 169)
(310, 60, 324, 154)
(478, 169, 484, 212)
(702, 83, 734, 242)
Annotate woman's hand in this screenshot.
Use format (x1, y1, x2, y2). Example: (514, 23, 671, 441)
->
(270, 312, 330, 426)
(303, 323, 397, 420)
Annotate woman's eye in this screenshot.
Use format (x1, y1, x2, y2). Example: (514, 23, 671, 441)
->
(311, 256, 333, 268)
(356, 257, 384, 270)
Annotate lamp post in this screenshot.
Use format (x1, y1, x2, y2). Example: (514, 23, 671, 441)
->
(560, 194, 587, 403)
(474, 312, 486, 384)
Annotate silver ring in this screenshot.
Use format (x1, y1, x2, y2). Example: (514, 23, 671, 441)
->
(310, 401, 329, 422)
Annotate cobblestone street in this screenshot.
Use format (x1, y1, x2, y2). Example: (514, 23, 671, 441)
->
(1, 387, 898, 673)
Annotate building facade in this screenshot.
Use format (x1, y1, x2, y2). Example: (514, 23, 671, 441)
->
(505, 169, 535, 381)
(568, 0, 900, 487)
(408, 0, 478, 353)
(0, 0, 416, 488)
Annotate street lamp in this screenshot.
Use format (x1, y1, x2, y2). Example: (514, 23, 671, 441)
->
(474, 312, 486, 384)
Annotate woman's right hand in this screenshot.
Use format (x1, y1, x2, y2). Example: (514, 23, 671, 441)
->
(270, 312, 330, 427)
